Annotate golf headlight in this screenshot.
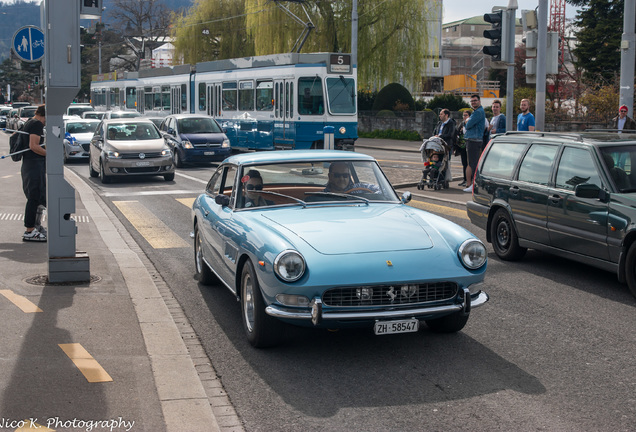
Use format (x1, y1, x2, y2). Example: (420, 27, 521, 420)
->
(182, 140, 193, 149)
(274, 250, 305, 282)
(106, 150, 121, 158)
(458, 239, 487, 269)
(161, 148, 171, 156)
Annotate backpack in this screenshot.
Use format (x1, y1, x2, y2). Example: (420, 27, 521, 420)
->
(9, 122, 29, 162)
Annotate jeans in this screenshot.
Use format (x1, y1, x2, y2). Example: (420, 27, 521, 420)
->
(21, 157, 46, 229)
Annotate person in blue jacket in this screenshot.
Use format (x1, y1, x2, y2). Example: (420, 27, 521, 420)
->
(463, 94, 485, 192)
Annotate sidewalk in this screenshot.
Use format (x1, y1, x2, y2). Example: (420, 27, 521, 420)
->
(0, 136, 237, 431)
(355, 137, 474, 207)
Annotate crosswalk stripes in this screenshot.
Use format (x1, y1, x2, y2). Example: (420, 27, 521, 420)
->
(0, 213, 90, 223)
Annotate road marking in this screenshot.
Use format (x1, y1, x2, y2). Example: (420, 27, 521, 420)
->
(0, 214, 89, 223)
(377, 158, 422, 166)
(408, 199, 468, 220)
(113, 200, 190, 249)
(58, 343, 113, 383)
(176, 197, 196, 209)
(102, 189, 199, 197)
(0, 290, 42, 313)
(175, 171, 208, 184)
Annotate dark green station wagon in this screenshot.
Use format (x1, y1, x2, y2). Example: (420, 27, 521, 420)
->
(467, 131, 636, 298)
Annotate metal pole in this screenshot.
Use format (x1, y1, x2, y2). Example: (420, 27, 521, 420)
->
(98, 40, 102, 74)
(351, 0, 358, 68)
(620, 0, 635, 116)
(506, 0, 518, 132)
(535, 0, 548, 131)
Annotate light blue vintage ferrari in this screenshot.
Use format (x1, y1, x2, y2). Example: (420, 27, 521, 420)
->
(192, 151, 488, 347)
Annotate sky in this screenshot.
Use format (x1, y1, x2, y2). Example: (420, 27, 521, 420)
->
(442, 0, 582, 24)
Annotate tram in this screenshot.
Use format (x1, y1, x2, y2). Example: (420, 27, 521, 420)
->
(90, 53, 357, 151)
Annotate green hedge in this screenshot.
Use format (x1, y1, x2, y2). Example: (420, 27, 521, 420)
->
(359, 129, 421, 141)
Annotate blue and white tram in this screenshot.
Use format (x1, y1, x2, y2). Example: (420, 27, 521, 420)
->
(90, 53, 358, 151)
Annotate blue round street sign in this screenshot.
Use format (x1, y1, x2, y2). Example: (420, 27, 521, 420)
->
(12, 26, 45, 63)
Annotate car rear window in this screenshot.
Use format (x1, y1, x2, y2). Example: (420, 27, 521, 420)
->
(480, 142, 526, 179)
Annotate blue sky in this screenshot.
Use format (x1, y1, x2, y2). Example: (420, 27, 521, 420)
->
(442, 0, 581, 24)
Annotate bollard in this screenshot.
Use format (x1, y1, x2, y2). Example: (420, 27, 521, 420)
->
(323, 126, 335, 150)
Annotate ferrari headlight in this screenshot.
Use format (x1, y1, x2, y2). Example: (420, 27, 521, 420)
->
(458, 239, 487, 270)
(274, 250, 305, 282)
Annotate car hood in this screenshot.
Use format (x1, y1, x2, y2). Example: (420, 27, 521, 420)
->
(261, 206, 433, 254)
(108, 138, 166, 152)
(180, 132, 226, 144)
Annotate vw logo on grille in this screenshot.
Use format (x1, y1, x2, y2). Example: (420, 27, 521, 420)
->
(139, 153, 146, 159)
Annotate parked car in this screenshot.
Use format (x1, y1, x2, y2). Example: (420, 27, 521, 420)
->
(12, 105, 38, 130)
(192, 150, 489, 347)
(82, 111, 106, 120)
(159, 114, 231, 167)
(88, 119, 174, 183)
(0, 106, 11, 129)
(11, 102, 30, 109)
(63, 118, 100, 162)
(6, 109, 19, 131)
(144, 117, 165, 129)
(66, 103, 94, 118)
(467, 131, 636, 298)
(103, 110, 142, 119)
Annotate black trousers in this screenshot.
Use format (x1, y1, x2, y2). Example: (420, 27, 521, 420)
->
(21, 157, 46, 229)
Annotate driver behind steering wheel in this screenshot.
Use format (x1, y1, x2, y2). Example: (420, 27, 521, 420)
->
(324, 162, 380, 194)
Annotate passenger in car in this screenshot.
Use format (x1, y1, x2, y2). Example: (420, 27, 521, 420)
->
(242, 169, 274, 208)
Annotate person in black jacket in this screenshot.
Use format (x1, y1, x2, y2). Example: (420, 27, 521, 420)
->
(434, 109, 456, 148)
(21, 104, 47, 242)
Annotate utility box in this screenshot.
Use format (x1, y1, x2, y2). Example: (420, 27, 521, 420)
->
(44, 0, 80, 88)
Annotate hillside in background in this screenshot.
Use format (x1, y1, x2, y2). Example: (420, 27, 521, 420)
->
(0, 0, 192, 61)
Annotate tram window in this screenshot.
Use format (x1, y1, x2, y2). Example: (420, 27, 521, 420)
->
(275, 83, 279, 117)
(162, 86, 171, 110)
(181, 84, 187, 112)
(154, 92, 162, 109)
(199, 83, 206, 111)
(239, 81, 254, 111)
(145, 87, 153, 111)
(326, 77, 356, 114)
(285, 82, 290, 117)
(222, 81, 237, 111)
(256, 80, 273, 111)
(290, 82, 294, 116)
(298, 77, 324, 115)
(109, 88, 120, 108)
(126, 87, 137, 109)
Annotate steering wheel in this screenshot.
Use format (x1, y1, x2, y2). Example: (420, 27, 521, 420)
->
(345, 187, 376, 193)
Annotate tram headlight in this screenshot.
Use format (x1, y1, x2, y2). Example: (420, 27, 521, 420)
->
(339, 126, 346, 135)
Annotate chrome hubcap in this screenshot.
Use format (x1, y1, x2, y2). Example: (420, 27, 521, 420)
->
(243, 273, 255, 332)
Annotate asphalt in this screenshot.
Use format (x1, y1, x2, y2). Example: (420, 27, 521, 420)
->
(0, 137, 470, 432)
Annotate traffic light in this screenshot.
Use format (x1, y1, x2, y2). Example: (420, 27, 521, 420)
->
(483, 10, 503, 61)
(483, 9, 511, 64)
(521, 9, 538, 83)
(33, 76, 39, 86)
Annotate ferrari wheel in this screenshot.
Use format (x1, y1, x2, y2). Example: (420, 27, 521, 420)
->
(194, 225, 216, 285)
(241, 260, 283, 348)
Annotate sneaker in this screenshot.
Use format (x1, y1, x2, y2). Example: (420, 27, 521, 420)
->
(458, 181, 466, 187)
(37, 225, 47, 237)
(23, 229, 47, 242)
(463, 185, 473, 193)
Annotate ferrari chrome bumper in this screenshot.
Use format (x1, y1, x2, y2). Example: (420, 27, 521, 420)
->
(266, 289, 489, 326)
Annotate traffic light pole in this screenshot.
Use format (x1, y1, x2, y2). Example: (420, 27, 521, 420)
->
(505, 0, 517, 132)
(535, 0, 548, 131)
(619, 0, 635, 117)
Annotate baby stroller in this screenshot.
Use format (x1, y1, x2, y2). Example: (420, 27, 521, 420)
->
(417, 136, 451, 190)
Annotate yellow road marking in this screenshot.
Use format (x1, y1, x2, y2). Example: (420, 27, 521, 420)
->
(176, 197, 196, 208)
(376, 158, 422, 166)
(113, 201, 189, 249)
(408, 199, 468, 220)
(0, 290, 42, 313)
(58, 343, 113, 383)
(15, 420, 55, 431)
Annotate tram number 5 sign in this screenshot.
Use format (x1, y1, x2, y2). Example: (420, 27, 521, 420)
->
(12, 26, 45, 63)
(329, 54, 351, 74)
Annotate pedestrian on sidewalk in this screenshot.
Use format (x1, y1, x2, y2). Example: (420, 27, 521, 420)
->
(463, 95, 485, 193)
(455, 110, 470, 187)
(610, 105, 636, 133)
(517, 99, 535, 131)
(489, 99, 506, 135)
(21, 104, 47, 242)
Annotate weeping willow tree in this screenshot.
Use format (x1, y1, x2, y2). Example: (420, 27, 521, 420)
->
(172, 0, 255, 63)
(172, 0, 434, 90)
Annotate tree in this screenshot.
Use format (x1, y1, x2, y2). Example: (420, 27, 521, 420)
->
(567, 0, 624, 84)
(171, 0, 433, 90)
(108, 0, 173, 71)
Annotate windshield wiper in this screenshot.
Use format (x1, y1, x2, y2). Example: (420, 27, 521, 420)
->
(305, 191, 369, 204)
(258, 191, 307, 207)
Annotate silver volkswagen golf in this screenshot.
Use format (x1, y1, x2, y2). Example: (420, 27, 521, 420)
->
(89, 119, 174, 184)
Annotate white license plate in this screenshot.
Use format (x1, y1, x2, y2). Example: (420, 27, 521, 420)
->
(204, 151, 215, 155)
(374, 319, 419, 335)
(136, 161, 150, 166)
